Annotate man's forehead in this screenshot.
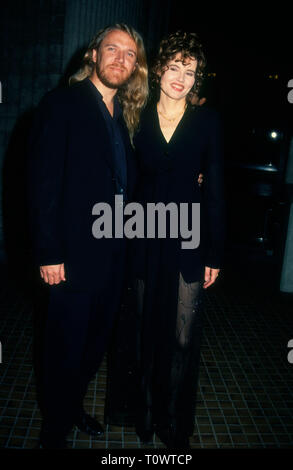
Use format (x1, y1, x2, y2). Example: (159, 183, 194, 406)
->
(102, 30, 137, 50)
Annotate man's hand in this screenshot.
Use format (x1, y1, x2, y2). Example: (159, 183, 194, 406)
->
(40, 263, 66, 285)
(198, 173, 203, 186)
(203, 266, 220, 289)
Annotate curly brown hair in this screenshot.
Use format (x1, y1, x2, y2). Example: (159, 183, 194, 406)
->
(151, 31, 206, 101)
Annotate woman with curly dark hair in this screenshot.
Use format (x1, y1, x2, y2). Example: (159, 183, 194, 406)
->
(104, 30, 225, 449)
(128, 30, 226, 448)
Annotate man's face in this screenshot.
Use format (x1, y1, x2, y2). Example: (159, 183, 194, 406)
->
(93, 30, 137, 89)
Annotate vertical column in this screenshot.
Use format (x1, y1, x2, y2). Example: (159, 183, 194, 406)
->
(62, 0, 171, 71)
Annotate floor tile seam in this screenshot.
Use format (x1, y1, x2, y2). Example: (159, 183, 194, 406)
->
(205, 329, 279, 442)
(22, 400, 40, 448)
(0, 306, 32, 384)
(209, 308, 286, 369)
(199, 382, 250, 448)
(205, 296, 292, 323)
(203, 330, 269, 447)
(200, 354, 240, 448)
(201, 398, 222, 448)
(222, 312, 293, 398)
(211, 296, 293, 332)
(5, 366, 34, 448)
(0, 338, 32, 410)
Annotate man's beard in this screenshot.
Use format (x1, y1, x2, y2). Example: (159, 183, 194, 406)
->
(96, 63, 132, 89)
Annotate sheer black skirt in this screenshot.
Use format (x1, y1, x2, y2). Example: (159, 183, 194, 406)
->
(105, 267, 204, 437)
(134, 271, 204, 435)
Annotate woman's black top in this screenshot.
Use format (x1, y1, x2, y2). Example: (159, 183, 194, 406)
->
(131, 102, 226, 283)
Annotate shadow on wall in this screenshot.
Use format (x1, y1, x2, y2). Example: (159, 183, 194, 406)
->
(0, 47, 87, 412)
(2, 108, 36, 288)
(1, 106, 52, 415)
(59, 46, 87, 87)
(1, 45, 88, 289)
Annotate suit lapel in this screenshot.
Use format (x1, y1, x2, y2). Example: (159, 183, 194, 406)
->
(118, 115, 137, 199)
(76, 78, 136, 197)
(77, 79, 117, 176)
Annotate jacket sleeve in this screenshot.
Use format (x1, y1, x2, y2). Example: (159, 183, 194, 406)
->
(201, 109, 226, 269)
(27, 90, 68, 266)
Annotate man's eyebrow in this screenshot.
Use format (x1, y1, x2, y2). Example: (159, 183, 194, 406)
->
(103, 43, 137, 55)
(103, 42, 117, 48)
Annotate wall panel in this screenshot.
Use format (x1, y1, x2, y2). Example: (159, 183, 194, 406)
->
(0, 0, 171, 261)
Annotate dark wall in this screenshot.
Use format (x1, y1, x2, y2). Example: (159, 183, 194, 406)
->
(0, 2, 292, 265)
(0, 0, 67, 263)
(0, 0, 171, 263)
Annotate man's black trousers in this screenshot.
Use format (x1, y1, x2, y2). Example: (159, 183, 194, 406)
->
(35, 260, 125, 439)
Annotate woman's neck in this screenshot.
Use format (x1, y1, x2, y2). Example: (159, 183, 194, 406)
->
(157, 93, 187, 116)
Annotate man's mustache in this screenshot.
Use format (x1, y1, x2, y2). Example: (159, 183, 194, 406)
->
(108, 63, 127, 72)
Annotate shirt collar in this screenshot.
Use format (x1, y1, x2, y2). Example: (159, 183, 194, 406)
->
(85, 78, 122, 120)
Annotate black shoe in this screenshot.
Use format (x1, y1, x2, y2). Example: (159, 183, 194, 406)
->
(172, 436, 190, 449)
(38, 440, 67, 449)
(136, 408, 154, 443)
(38, 434, 67, 449)
(136, 426, 154, 444)
(75, 412, 104, 437)
(155, 425, 170, 447)
(156, 424, 190, 449)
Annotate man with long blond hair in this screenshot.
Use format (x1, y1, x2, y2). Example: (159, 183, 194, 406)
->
(28, 23, 148, 449)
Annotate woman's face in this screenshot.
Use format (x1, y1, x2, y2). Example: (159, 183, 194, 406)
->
(159, 52, 197, 101)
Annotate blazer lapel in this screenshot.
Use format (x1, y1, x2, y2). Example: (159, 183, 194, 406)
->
(78, 79, 117, 176)
(118, 115, 137, 200)
(76, 79, 136, 198)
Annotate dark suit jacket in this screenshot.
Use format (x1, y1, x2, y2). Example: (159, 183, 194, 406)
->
(132, 102, 226, 282)
(28, 78, 137, 292)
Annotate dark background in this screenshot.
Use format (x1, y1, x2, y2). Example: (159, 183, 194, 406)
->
(0, 0, 292, 289)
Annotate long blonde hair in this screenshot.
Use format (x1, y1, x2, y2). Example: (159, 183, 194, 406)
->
(69, 24, 148, 141)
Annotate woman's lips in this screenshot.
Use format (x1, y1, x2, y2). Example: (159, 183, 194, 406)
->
(171, 83, 184, 92)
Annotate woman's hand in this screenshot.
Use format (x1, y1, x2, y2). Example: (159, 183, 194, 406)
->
(203, 266, 220, 289)
(198, 173, 203, 186)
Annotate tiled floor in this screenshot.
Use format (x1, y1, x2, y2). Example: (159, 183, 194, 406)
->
(1, 243, 293, 449)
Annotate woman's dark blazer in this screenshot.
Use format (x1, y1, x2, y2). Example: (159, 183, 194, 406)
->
(132, 103, 226, 282)
(27, 78, 137, 292)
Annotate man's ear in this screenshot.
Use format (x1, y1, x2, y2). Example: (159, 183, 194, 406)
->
(92, 49, 97, 63)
